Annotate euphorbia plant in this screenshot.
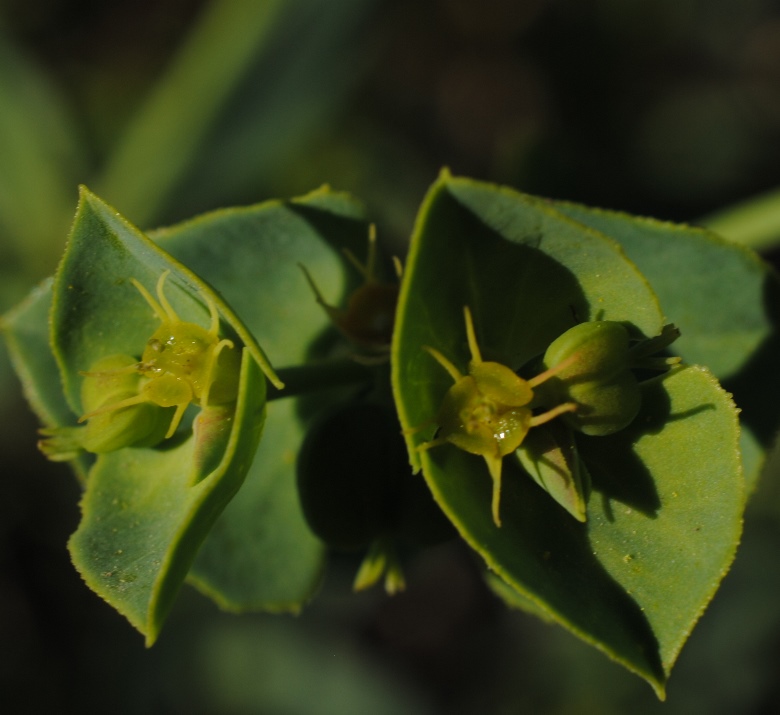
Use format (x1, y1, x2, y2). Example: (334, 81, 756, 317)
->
(4, 169, 778, 698)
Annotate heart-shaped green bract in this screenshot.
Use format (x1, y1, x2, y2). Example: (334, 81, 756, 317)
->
(552, 200, 780, 490)
(394, 171, 664, 474)
(4, 185, 369, 638)
(49, 188, 279, 643)
(392, 172, 744, 696)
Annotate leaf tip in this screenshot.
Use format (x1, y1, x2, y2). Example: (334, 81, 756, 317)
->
(651, 679, 667, 701)
(143, 627, 159, 648)
(76, 184, 101, 208)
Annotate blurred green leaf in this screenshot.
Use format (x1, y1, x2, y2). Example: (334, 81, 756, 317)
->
(701, 186, 780, 252)
(0, 36, 84, 411)
(95, 0, 378, 228)
(0, 36, 82, 279)
(95, 0, 285, 226)
(392, 173, 744, 696)
(171, 0, 380, 218)
(186, 618, 432, 715)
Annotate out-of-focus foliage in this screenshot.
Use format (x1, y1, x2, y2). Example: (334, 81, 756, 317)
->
(5, 1, 780, 713)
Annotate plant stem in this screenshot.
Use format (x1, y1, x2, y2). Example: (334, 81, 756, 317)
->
(700, 186, 780, 251)
(266, 359, 374, 401)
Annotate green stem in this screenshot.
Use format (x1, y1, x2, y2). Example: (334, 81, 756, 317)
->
(266, 359, 374, 401)
(700, 186, 780, 251)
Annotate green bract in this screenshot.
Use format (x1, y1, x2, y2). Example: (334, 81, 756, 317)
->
(3, 172, 774, 699)
(2, 184, 371, 642)
(392, 171, 748, 697)
(516, 420, 590, 523)
(551, 199, 780, 491)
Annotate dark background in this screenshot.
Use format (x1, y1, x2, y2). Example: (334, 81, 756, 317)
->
(3, 1, 780, 712)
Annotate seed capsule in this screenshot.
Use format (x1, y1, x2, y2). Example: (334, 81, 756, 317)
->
(38, 354, 173, 460)
(540, 321, 680, 437)
(299, 225, 400, 355)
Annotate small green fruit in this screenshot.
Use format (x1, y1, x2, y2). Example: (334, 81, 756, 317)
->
(38, 354, 174, 460)
(81, 354, 175, 452)
(541, 321, 642, 436)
